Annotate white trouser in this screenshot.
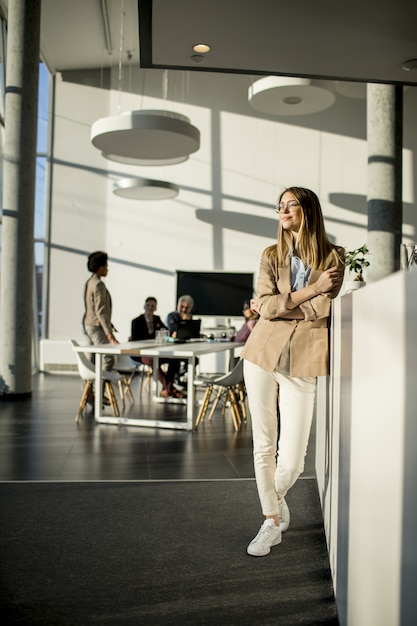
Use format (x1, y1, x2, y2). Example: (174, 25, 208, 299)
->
(244, 359, 316, 516)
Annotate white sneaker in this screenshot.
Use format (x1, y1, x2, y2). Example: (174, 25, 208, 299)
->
(247, 519, 282, 557)
(278, 497, 290, 533)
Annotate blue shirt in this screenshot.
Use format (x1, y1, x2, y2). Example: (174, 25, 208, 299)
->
(291, 254, 311, 292)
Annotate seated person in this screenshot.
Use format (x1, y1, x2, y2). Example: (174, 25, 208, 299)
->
(166, 294, 194, 337)
(130, 296, 184, 398)
(166, 294, 196, 386)
(234, 299, 259, 343)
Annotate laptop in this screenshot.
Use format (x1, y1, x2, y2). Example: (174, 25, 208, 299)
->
(176, 318, 202, 341)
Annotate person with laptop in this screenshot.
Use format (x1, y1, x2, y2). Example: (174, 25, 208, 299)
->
(165, 295, 201, 392)
(130, 296, 184, 399)
(166, 295, 195, 338)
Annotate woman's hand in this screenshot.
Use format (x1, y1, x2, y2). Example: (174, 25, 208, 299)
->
(250, 298, 260, 314)
(314, 265, 344, 294)
(107, 333, 119, 344)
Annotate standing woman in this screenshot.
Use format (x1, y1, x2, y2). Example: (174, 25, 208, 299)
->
(83, 251, 118, 373)
(241, 187, 345, 557)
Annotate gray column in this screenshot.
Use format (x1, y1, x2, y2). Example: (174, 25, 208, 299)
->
(0, 0, 41, 396)
(367, 84, 403, 282)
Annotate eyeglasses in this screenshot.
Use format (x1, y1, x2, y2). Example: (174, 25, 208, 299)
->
(273, 201, 301, 214)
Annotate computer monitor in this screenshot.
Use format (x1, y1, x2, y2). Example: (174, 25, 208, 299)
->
(176, 271, 254, 317)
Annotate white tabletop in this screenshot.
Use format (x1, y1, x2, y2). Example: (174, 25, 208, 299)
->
(73, 339, 242, 357)
(140, 340, 242, 357)
(72, 340, 155, 355)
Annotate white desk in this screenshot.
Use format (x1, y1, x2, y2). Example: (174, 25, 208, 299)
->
(73, 340, 242, 430)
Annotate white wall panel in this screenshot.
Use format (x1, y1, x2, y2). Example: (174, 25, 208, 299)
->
(317, 271, 417, 626)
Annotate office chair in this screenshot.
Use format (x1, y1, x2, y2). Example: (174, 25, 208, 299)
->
(194, 358, 246, 431)
(70, 339, 123, 422)
(113, 354, 140, 404)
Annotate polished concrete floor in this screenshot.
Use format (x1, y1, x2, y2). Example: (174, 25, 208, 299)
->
(0, 371, 316, 482)
(0, 373, 335, 626)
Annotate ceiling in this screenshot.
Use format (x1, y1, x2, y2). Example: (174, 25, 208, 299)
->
(43, 0, 417, 87)
(141, 0, 417, 86)
(1, 0, 414, 86)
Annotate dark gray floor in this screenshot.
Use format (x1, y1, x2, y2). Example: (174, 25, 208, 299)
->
(0, 373, 336, 625)
(0, 480, 338, 626)
(0, 371, 316, 482)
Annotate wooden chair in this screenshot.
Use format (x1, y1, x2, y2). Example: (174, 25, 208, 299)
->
(70, 340, 123, 422)
(132, 361, 153, 397)
(194, 358, 246, 431)
(113, 354, 140, 404)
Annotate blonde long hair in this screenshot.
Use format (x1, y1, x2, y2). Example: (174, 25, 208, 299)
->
(272, 186, 341, 270)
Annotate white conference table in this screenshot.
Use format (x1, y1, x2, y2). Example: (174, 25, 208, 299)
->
(73, 339, 243, 430)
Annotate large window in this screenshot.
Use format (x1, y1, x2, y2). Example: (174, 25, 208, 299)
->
(34, 62, 50, 338)
(0, 14, 6, 239)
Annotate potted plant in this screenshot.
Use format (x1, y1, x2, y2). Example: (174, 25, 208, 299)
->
(344, 244, 370, 292)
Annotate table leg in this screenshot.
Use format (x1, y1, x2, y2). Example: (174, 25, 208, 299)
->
(95, 353, 103, 420)
(186, 357, 195, 430)
(152, 356, 158, 395)
(228, 347, 235, 369)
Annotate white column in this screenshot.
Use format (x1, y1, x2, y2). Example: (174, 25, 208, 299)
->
(367, 83, 403, 282)
(0, 0, 41, 395)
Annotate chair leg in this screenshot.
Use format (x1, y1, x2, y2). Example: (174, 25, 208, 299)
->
(195, 385, 213, 429)
(220, 389, 229, 417)
(228, 387, 242, 431)
(76, 380, 93, 422)
(117, 380, 125, 411)
(123, 373, 135, 403)
(237, 383, 247, 422)
(139, 368, 153, 396)
(207, 387, 223, 421)
(105, 381, 120, 417)
(214, 387, 241, 430)
(232, 386, 243, 423)
(138, 370, 145, 396)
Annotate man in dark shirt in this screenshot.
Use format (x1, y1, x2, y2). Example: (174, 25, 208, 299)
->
(166, 294, 194, 337)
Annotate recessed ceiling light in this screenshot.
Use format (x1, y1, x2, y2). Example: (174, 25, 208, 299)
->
(192, 43, 211, 54)
(283, 96, 303, 105)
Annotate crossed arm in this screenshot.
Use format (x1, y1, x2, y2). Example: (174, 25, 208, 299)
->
(252, 252, 345, 322)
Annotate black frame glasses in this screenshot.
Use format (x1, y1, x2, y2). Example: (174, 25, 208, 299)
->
(273, 201, 301, 214)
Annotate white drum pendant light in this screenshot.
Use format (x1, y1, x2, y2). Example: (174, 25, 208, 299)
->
(248, 77, 336, 116)
(113, 177, 179, 201)
(101, 152, 189, 166)
(91, 110, 200, 163)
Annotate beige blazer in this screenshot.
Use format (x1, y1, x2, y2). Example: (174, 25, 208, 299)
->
(241, 245, 345, 377)
(83, 274, 113, 337)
